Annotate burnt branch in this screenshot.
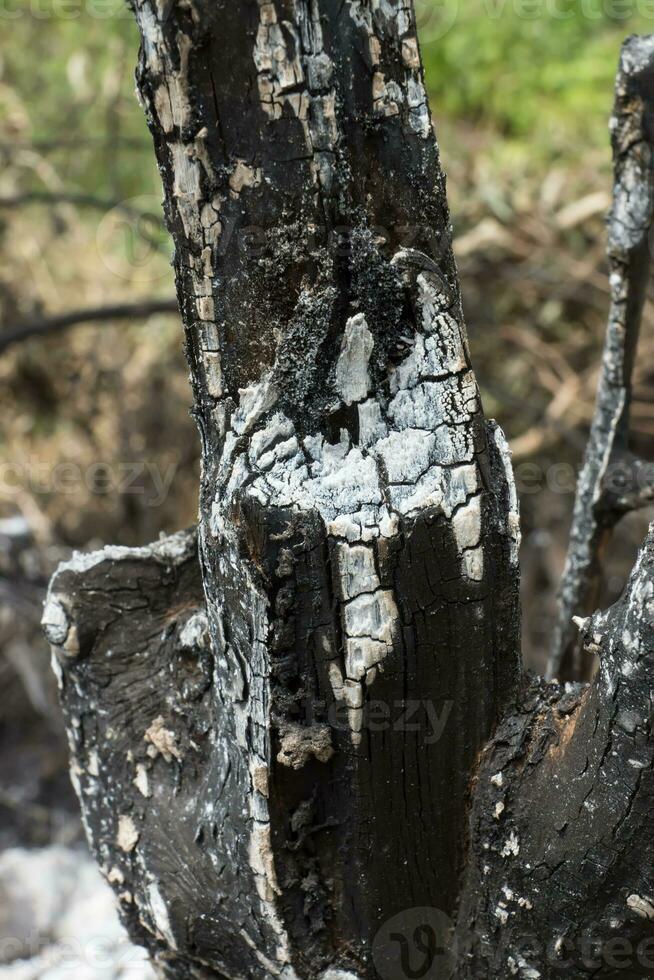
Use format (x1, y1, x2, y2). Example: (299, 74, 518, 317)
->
(0, 299, 179, 353)
(42, 530, 220, 976)
(551, 36, 654, 682)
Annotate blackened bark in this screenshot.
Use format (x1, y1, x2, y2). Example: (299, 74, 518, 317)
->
(458, 527, 654, 978)
(42, 531, 216, 975)
(45, 2, 521, 978)
(551, 36, 654, 683)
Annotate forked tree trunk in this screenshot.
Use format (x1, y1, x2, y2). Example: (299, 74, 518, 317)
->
(43, 7, 654, 979)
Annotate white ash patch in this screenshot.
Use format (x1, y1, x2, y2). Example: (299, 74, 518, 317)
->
(390, 331, 465, 394)
(493, 424, 521, 564)
(405, 73, 431, 138)
(147, 881, 177, 950)
(49, 530, 195, 579)
(374, 428, 435, 484)
(249, 822, 282, 904)
(343, 678, 365, 741)
(501, 830, 520, 858)
(508, 954, 541, 979)
(494, 905, 509, 925)
(627, 893, 654, 919)
(179, 611, 210, 650)
(342, 580, 399, 698)
(107, 867, 124, 886)
(358, 399, 388, 447)
(117, 815, 139, 854)
(276, 722, 334, 769)
(134, 764, 151, 799)
(387, 372, 478, 430)
(453, 494, 484, 582)
(337, 544, 380, 600)
(344, 590, 396, 644)
(335, 313, 374, 405)
(232, 375, 279, 436)
(144, 716, 181, 763)
(41, 595, 73, 651)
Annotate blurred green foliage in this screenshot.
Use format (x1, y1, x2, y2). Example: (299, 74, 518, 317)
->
(420, 0, 654, 158)
(0, 3, 152, 201)
(1, 1, 652, 197)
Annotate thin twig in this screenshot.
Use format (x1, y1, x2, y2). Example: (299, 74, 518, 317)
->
(0, 299, 179, 354)
(0, 191, 163, 224)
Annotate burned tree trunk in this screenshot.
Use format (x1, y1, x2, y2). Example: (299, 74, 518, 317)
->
(44, 2, 520, 977)
(42, 6, 654, 980)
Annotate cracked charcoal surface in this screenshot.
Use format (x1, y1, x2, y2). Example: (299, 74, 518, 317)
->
(458, 526, 654, 978)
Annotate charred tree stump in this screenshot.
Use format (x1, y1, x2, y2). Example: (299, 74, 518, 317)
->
(42, 8, 654, 980)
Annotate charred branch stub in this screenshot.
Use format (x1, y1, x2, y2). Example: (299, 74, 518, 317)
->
(551, 36, 654, 683)
(44, 2, 521, 978)
(42, 531, 217, 975)
(458, 527, 654, 978)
